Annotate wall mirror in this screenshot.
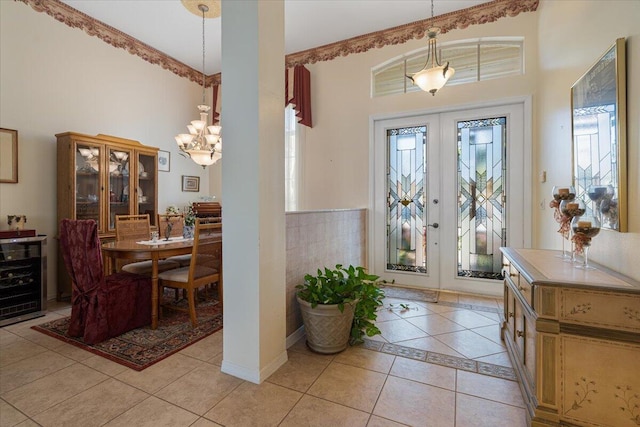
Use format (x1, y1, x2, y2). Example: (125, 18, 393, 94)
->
(0, 128, 18, 184)
(571, 38, 627, 232)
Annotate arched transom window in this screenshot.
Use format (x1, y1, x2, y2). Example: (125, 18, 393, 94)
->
(372, 38, 524, 97)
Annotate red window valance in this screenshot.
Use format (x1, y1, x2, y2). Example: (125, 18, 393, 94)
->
(211, 64, 312, 128)
(286, 65, 312, 128)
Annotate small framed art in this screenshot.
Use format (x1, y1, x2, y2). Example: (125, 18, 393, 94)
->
(0, 128, 18, 183)
(182, 175, 200, 192)
(158, 150, 170, 172)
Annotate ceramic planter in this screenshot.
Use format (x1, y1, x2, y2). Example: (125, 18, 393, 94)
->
(297, 296, 356, 354)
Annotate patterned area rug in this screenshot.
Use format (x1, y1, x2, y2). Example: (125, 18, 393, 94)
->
(31, 296, 222, 371)
(381, 285, 439, 303)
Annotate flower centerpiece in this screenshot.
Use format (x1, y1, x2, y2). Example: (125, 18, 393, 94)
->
(166, 205, 180, 215)
(183, 205, 196, 239)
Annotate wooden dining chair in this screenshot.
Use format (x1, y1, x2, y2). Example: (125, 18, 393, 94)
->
(114, 214, 151, 242)
(157, 213, 193, 268)
(114, 214, 180, 275)
(157, 213, 184, 240)
(157, 219, 222, 327)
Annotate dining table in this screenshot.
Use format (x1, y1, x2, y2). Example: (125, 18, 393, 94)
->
(101, 236, 195, 329)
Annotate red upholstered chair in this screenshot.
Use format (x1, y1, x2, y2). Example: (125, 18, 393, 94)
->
(59, 219, 152, 344)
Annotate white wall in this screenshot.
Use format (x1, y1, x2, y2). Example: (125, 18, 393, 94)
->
(535, 0, 640, 280)
(0, 1, 214, 299)
(300, 11, 539, 210)
(297, 1, 639, 281)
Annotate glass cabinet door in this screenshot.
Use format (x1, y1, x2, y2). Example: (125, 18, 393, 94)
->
(75, 143, 101, 227)
(108, 148, 132, 232)
(138, 153, 156, 227)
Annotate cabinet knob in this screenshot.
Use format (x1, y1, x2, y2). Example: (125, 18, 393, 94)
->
(518, 285, 525, 291)
(516, 330, 525, 338)
(508, 312, 514, 318)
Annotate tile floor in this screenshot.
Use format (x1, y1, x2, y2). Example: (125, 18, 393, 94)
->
(1, 292, 527, 427)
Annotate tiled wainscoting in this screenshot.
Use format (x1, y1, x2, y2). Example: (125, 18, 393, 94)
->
(285, 209, 367, 336)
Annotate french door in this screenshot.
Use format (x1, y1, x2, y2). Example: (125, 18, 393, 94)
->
(371, 102, 527, 296)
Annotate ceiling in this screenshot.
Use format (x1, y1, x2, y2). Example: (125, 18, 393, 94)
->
(59, 0, 488, 75)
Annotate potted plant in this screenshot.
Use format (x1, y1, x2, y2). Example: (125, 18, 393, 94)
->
(296, 264, 384, 354)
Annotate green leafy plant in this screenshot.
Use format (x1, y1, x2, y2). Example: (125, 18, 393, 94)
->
(296, 264, 385, 344)
(183, 205, 196, 226)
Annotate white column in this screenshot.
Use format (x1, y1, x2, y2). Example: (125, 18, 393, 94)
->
(220, 0, 287, 383)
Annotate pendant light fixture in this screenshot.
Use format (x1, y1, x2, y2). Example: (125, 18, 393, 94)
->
(175, 3, 222, 168)
(406, 0, 455, 95)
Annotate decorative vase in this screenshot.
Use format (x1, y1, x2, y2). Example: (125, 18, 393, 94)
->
(551, 185, 576, 259)
(183, 225, 194, 239)
(571, 215, 601, 270)
(296, 296, 356, 354)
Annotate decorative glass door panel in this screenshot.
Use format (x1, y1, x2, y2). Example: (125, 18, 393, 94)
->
(387, 126, 427, 273)
(108, 148, 131, 231)
(457, 117, 506, 280)
(75, 143, 101, 225)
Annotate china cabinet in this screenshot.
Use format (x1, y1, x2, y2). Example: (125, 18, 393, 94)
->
(56, 132, 158, 300)
(0, 235, 47, 326)
(500, 248, 640, 427)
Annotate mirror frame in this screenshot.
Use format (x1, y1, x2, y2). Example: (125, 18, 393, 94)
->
(0, 128, 18, 184)
(571, 38, 627, 232)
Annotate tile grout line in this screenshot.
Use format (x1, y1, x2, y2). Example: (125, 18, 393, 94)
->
(362, 295, 517, 383)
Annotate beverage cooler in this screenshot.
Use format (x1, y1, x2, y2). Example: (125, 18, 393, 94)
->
(0, 235, 47, 326)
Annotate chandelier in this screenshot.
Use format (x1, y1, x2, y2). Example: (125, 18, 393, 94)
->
(175, 3, 222, 168)
(406, 0, 455, 95)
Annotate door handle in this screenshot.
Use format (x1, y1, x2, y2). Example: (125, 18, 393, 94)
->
(427, 223, 439, 229)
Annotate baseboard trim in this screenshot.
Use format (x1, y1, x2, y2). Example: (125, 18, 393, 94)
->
(286, 325, 305, 349)
(221, 350, 288, 384)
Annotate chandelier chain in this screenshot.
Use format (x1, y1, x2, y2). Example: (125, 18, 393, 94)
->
(201, 4, 206, 105)
(404, 0, 455, 95)
(174, 3, 221, 168)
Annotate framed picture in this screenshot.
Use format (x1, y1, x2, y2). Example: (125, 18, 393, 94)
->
(0, 128, 18, 183)
(158, 150, 170, 172)
(182, 175, 200, 192)
(571, 38, 627, 232)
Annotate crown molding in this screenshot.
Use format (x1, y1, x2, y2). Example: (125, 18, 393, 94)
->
(285, 0, 539, 67)
(19, 0, 206, 85)
(19, 0, 538, 84)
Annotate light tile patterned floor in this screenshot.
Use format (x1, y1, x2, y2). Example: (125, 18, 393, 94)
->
(0, 292, 527, 427)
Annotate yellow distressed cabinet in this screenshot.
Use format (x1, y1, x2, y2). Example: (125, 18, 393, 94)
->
(56, 132, 158, 300)
(500, 248, 640, 427)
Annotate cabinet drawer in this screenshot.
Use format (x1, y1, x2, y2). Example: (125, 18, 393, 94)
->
(561, 289, 640, 333)
(504, 283, 516, 335)
(504, 263, 520, 288)
(516, 277, 533, 307)
(514, 296, 526, 359)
